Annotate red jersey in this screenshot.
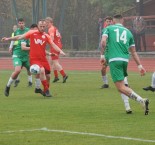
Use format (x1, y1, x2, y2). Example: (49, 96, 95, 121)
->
(24, 30, 52, 61)
(48, 25, 62, 50)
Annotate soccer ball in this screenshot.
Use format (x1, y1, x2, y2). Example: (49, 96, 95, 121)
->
(30, 64, 40, 75)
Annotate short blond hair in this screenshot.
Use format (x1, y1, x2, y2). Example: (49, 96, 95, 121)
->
(45, 17, 53, 23)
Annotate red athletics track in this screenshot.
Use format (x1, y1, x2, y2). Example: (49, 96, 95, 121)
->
(0, 57, 154, 72)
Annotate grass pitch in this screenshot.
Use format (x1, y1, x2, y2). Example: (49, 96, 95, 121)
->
(0, 70, 155, 145)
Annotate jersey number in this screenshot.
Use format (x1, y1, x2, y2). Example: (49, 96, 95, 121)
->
(114, 28, 127, 44)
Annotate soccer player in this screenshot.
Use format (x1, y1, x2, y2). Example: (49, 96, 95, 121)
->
(100, 16, 132, 114)
(45, 17, 68, 83)
(101, 14, 149, 115)
(100, 16, 113, 89)
(2, 19, 65, 97)
(9, 24, 20, 87)
(9, 18, 33, 87)
(21, 23, 43, 95)
(3, 18, 33, 96)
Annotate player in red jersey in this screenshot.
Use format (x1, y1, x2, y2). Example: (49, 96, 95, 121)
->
(2, 19, 65, 97)
(45, 17, 68, 83)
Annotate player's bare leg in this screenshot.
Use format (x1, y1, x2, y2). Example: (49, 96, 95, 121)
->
(101, 64, 109, 88)
(115, 81, 149, 115)
(5, 66, 21, 96)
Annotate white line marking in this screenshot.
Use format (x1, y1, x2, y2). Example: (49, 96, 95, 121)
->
(0, 127, 155, 143)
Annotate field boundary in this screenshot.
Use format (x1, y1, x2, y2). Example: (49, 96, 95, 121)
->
(0, 127, 155, 143)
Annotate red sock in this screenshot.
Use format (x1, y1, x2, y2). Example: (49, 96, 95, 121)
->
(54, 70, 58, 78)
(41, 80, 49, 92)
(60, 69, 66, 77)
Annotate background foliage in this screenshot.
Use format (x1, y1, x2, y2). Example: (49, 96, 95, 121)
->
(0, 0, 136, 50)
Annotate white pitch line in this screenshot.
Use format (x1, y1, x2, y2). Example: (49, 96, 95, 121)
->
(0, 127, 155, 143)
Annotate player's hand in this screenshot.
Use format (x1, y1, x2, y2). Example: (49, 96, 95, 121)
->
(50, 53, 57, 56)
(100, 55, 106, 65)
(138, 65, 146, 76)
(9, 48, 12, 54)
(60, 50, 66, 56)
(1, 37, 9, 42)
(100, 59, 106, 65)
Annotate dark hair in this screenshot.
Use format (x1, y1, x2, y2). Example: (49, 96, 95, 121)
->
(113, 14, 123, 19)
(38, 19, 46, 22)
(30, 24, 38, 29)
(105, 16, 113, 21)
(18, 18, 24, 22)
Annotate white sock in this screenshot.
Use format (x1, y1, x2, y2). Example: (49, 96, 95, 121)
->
(121, 93, 131, 111)
(28, 75, 32, 83)
(130, 91, 144, 104)
(35, 79, 41, 89)
(102, 75, 108, 84)
(124, 77, 128, 85)
(151, 72, 155, 88)
(7, 77, 15, 87)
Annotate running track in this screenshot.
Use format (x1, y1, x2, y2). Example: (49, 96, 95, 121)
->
(0, 57, 154, 72)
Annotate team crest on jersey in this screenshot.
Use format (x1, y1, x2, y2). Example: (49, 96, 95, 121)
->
(42, 35, 45, 39)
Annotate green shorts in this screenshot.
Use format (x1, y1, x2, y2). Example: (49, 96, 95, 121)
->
(109, 61, 128, 83)
(13, 57, 30, 70)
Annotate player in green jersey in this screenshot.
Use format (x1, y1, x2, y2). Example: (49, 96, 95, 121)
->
(11, 18, 32, 87)
(101, 14, 149, 115)
(9, 25, 21, 87)
(100, 16, 132, 114)
(4, 18, 32, 96)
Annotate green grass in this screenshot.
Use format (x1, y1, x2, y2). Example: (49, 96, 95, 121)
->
(0, 70, 155, 145)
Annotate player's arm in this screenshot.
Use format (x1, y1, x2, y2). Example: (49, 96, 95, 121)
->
(48, 27, 55, 41)
(45, 50, 57, 56)
(21, 42, 30, 51)
(2, 34, 25, 41)
(46, 34, 65, 56)
(2, 30, 36, 42)
(100, 35, 107, 63)
(9, 41, 15, 54)
(100, 27, 108, 60)
(130, 46, 146, 76)
(100, 35, 107, 55)
(50, 41, 65, 56)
